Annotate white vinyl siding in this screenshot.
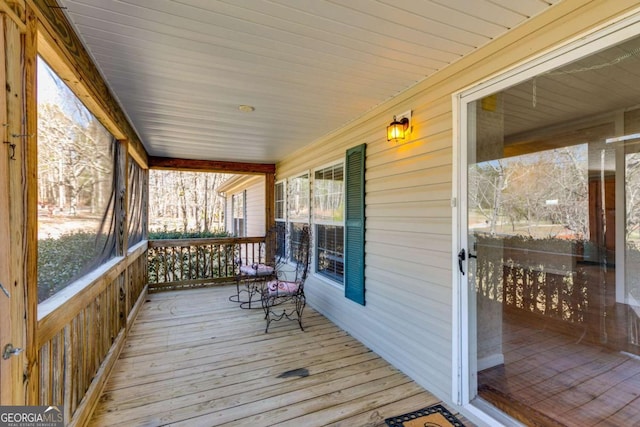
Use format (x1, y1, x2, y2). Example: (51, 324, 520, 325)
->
(278, 106, 455, 399)
(224, 175, 266, 237)
(245, 178, 265, 237)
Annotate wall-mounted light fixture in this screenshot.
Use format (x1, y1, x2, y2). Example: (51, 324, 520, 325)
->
(387, 110, 411, 142)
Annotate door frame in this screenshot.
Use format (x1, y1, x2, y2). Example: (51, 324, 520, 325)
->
(451, 10, 640, 426)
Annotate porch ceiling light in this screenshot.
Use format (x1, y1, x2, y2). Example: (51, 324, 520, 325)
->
(387, 114, 410, 142)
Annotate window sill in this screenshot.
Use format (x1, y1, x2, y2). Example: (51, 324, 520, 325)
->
(311, 272, 344, 290)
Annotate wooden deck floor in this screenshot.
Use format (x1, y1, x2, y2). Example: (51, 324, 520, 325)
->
(479, 312, 640, 426)
(89, 286, 467, 426)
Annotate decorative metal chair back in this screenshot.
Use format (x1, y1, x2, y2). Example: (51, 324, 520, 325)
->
(264, 224, 288, 272)
(262, 225, 310, 332)
(232, 228, 281, 308)
(236, 226, 283, 274)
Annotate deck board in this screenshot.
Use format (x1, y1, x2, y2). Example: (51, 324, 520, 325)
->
(479, 312, 640, 426)
(89, 286, 470, 426)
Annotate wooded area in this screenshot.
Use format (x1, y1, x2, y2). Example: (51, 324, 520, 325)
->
(628, 152, 640, 243)
(470, 144, 640, 245)
(469, 145, 590, 239)
(148, 170, 230, 234)
(36, 57, 235, 302)
(37, 58, 117, 303)
(37, 57, 114, 238)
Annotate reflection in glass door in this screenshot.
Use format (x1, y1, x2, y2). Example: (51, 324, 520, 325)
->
(627, 151, 640, 345)
(465, 34, 640, 426)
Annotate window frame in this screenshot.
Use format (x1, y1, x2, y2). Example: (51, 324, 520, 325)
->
(36, 56, 123, 308)
(286, 172, 310, 264)
(231, 190, 247, 237)
(275, 180, 286, 221)
(312, 161, 345, 284)
(275, 180, 287, 260)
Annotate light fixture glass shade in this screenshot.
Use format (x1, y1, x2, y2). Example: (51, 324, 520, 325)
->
(387, 116, 409, 141)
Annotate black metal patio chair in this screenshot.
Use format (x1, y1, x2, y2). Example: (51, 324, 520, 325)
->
(230, 227, 283, 309)
(261, 225, 310, 333)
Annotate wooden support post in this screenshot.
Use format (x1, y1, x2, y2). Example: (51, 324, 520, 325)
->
(5, 11, 26, 405)
(264, 172, 276, 262)
(24, 3, 39, 405)
(265, 172, 275, 233)
(123, 142, 131, 323)
(0, 3, 35, 406)
(0, 11, 11, 407)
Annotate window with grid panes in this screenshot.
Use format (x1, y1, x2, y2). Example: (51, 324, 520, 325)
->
(287, 174, 309, 263)
(232, 191, 246, 237)
(274, 181, 286, 260)
(313, 163, 344, 283)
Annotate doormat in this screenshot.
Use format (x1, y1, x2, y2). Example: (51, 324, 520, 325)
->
(385, 404, 466, 427)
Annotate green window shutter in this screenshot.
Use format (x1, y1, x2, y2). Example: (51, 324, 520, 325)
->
(345, 143, 366, 305)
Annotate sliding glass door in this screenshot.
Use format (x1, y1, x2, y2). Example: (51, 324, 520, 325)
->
(465, 33, 640, 425)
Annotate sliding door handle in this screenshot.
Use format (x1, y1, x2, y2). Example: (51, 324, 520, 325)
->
(458, 249, 466, 275)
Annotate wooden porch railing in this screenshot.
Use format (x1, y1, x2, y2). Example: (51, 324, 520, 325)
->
(475, 237, 589, 323)
(37, 241, 148, 427)
(474, 236, 640, 351)
(34, 236, 267, 425)
(147, 236, 267, 292)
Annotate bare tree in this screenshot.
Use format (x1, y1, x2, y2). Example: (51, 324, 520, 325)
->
(469, 145, 589, 239)
(148, 170, 229, 233)
(38, 102, 113, 216)
(469, 160, 510, 235)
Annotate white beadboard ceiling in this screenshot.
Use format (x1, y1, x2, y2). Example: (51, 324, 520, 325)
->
(57, 0, 560, 164)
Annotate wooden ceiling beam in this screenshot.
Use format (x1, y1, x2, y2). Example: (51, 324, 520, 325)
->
(148, 156, 275, 175)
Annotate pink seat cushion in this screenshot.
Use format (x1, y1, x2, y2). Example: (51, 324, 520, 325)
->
(240, 264, 274, 276)
(265, 280, 300, 296)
